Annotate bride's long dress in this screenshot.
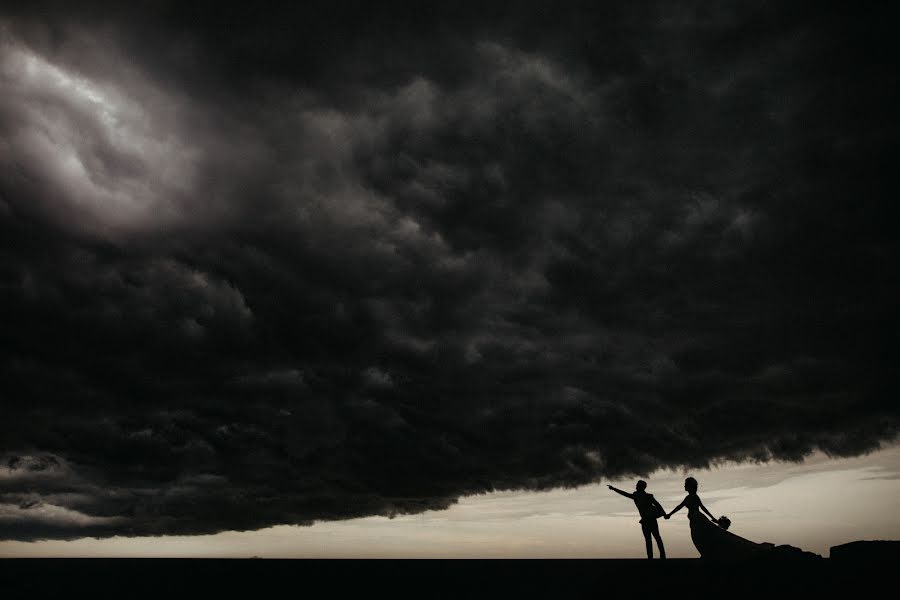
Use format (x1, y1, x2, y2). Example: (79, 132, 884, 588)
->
(684, 494, 820, 560)
(689, 509, 765, 558)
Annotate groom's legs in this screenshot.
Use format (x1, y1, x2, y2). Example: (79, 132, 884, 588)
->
(642, 520, 665, 559)
(652, 527, 666, 559)
(641, 521, 654, 559)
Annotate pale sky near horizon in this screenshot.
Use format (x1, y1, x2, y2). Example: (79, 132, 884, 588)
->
(3, 442, 898, 559)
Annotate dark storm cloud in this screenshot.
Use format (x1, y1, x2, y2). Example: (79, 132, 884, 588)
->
(1, 2, 897, 540)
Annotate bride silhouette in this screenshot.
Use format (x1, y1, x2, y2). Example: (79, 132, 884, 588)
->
(666, 476, 777, 559)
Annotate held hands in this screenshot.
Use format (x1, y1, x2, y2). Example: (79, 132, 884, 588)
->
(664, 513, 671, 520)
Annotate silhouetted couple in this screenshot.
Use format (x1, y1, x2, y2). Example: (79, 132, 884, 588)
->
(608, 480, 667, 559)
(612, 476, 781, 560)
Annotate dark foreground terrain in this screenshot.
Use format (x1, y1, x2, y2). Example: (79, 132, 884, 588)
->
(0, 555, 892, 599)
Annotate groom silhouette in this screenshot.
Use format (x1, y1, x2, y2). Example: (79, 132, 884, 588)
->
(608, 480, 667, 559)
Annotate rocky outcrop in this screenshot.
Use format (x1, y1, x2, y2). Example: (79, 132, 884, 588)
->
(831, 540, 900, 561)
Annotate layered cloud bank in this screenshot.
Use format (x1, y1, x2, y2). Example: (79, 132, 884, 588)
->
(1, 2, 897, 540)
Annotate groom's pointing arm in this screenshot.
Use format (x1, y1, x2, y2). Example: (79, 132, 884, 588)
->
(607, 485, 634, 499)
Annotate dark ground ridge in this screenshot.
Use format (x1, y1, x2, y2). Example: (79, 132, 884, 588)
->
(0, 555, 894, 599)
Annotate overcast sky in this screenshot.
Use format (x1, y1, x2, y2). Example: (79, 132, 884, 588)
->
(1, 2, 897, 550)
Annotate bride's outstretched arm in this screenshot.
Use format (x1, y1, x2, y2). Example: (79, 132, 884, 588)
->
(698, 498, 716, 520)
(666, 499, 686, 519)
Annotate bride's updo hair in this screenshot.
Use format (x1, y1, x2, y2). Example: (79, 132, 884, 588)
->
(685, 476, 698, 493)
